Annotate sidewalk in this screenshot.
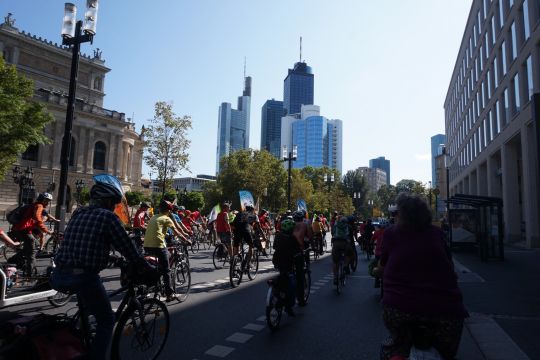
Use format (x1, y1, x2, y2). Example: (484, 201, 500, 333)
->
(452, 245, 540, 359)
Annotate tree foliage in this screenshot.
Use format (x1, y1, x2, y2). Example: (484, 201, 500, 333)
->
(342, 168, 369, 213)
(0, 57, 54, 180)
(125, 191, 146, 207)
(183, 191, 205, 211)
(144, 101, 191, 194)
(377, 184, 397, 215)
(395, 179, 425, 195)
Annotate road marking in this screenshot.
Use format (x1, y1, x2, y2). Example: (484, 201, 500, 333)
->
(314, 281, 326, 285)
(226, 332, 253, 343)
(215, 279, 228, 283)
(243, 323, 265, 331)
(204, 345, 235, 358)
(311, 286, 321, 290)
(348, 275, 373, 279)
(311, 290, 317, 294)
(256, 316, 266, 322)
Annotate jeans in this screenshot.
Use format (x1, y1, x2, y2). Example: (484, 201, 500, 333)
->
(9, 231, 36, 276)
(50, 269, 114, 360)
(144, 247, 172, 296)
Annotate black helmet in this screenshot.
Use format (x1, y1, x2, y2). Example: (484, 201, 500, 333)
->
(140, 202, 150, 209)
(245, 204, 254, 211)
(90, 182, 122, 204)
(292, 210, 305, 221)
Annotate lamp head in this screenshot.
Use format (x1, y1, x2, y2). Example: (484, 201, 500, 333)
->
(61, 3, 77, 39)
(82, 0, 99, 35)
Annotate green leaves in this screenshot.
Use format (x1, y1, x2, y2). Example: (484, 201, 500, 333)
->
(0, 57, 53, 180)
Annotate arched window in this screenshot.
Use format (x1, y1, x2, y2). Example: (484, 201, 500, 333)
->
(93, 76, 102, 91)
(93, 141, 106, 170)
(22, 144, 38, 161)
(69, 138, 76, 166)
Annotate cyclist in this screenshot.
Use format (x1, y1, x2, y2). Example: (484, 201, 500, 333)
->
(144, 200, 190, 302)
(170, 205, 191, 241)
(9, 192, 53, 275)
(0, 228, 20, 248)
(272, 218, 299, 316)
(311, 215, 324, 255)
(51, 182, 154, 360)
(33, 208, 59, 253)
(292, 210, 312, 306)
(215, 202, 233, 256)
(363, 218, 375, 251)
(132, 202, 150, 249)
(331, 217, 354, 284)
(231, 204, 256, 260)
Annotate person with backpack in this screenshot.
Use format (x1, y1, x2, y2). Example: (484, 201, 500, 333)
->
(8, 192, 53, 275)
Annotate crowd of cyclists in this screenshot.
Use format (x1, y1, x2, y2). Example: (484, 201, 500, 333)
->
(0, 177, 467, 360)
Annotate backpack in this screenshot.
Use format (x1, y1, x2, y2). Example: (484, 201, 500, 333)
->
(6, 204, 33, 225)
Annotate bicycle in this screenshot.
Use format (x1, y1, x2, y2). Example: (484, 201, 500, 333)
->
(212, 241, 231, 269)
(265, 272, 294, 331)
(229, 241, 259, 288)
(74, 259, 169, 359)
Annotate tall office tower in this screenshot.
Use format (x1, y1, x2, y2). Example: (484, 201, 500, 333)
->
(431, 134, 446, 187)
(358, 167, 388, 194)
(369, 156, 391, 185)
(216, 76, 252, 173)
(444, 0, 540, 246)
(260, 99, 284, 158)
(283, 61, 314, 115)
(281, 105, 342, 174)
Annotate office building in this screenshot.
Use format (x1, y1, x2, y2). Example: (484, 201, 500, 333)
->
(358, 167, 387, 194)
(261, 99, 284, 158)
(444, 0, 539, 247)
(283, 61, 314, 115)
(369, 156, 391, 185)
(281, 105, 342, 173)
(431, 134, 446, 188)
(216, 76, 252, 173)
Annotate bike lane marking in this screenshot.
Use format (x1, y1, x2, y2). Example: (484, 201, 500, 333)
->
(204, 345, 235, 358)
(226, 332, 253, 343)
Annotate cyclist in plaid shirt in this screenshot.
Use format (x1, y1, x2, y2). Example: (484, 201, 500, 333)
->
(51, 181, 153, 360)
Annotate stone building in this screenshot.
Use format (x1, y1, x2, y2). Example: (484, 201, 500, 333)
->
(0, 15, 143, 212)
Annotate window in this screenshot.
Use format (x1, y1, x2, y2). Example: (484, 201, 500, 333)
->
(496, 100, 502, 132)
(509, 0, 514, 9)
(488, 110, 495, 141)
(510, 22, 517, 60)
(503, 88, 510, 124)
(513, 73, 520, 113)
(499, 0, 505, 28)
(501, 41, 507, 75)
(22, 144, 38, 161)
(492, 16, 497, 44)
(526, 55, 533, 100)
(480, 45, 484, 71)
(93, 141, 106, 170)
(485, 32, 490, 56)
(487, 69, 492, 98)
(523, 0, 531, 40)
(483, 118, 489, 147)
(494, 56, 499, 85)
(93, 77, 102, 91)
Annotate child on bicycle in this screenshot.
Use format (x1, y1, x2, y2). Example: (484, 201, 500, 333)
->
(272, 218, 299, 316)
(331, 217, 354, 285)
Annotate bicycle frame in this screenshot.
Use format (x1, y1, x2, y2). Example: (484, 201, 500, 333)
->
(0, 267, 57, 308)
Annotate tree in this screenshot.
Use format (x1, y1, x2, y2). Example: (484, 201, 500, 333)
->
(377, 184, 397, 215)
(201, 181, 223, 214)
(144, 101, 191, 195)
(395, 179, 425, 195)
(184, 191, 204, 211)
(342, 168, 369, 212)
(0, 57, 54, 180)
(291, 168, 314, 209)
(125, 191, 146, 217)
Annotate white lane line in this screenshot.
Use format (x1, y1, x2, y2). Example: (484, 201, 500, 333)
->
(215, 279, 228, 283)
(226, 332, 253, 344)
(205, 345, 235, 358)
(192, 284, 210, 289)
(314, 281, 327, 285)
(256, 316, 266, 322)
(311, 286, 321, 290)
(243, 323, 265, 331)
(311, 290, 317, 294)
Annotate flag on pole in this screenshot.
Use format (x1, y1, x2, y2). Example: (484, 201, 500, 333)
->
(208, 203, 221, 223)
(239, 190, 255, 211)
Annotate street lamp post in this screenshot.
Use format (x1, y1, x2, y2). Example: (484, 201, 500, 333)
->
(56, 1, 99, 231)
(282, 145, 297, 210)
(12, 166, 35, 206)
(324, 173, 335, 213)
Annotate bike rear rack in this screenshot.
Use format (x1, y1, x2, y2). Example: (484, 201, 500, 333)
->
(0, 267, 57, 308)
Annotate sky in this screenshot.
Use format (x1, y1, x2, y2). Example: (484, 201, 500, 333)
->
(1, 0, 472, 185)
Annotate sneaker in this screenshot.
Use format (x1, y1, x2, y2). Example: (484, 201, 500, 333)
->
(166, 294, 177, 302)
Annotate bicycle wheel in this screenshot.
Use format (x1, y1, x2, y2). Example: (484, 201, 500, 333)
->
(322, 238, 328, 252)
(303, 268, 311, 304)
(336, 261, 343, 294)
(0, 244, 7, 261)
(173, 261, 191, 302)
(247, 251, 259, 280)
(111, 298, 170, 360)
(48, 291, 73, 307)
(212, 244, 228, 269)
(351, 246, 358, 272)
(266, 236, 273, 256)
(229, 255, 243, 288)
(190, 240, 199, 254)
(265, 288, 282, 331)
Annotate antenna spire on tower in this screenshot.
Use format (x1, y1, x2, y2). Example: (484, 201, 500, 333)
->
(300, 36, 302, 62)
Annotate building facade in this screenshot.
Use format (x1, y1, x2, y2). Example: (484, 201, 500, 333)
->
(281, 105, 343, 173)
(0, 16, 143, 212)
(444, 0, 540, 247)
(216, 76, 252, 173)
(283, 61, 314, 115)
(369, 156, 391, 185)
(260, 99, 284, 158)
(430, 134, 446, 188)
(358, 167, 387, 194)
(152, 175, 216, 193)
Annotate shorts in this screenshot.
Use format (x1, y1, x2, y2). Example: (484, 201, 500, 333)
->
(331, 238, 353, 263)
(233, 231, 253, 247)
(218, 232, 231, 245)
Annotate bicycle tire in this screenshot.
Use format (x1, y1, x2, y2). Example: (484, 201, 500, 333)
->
(303, 269, 311, 303)
(0, 245, 7, 261)
(111, 298, 170, 360)
(173, 261, 191, 302)
(212, 244, 228, 269)
(229, 255, 243, 288)
(247, 251, 259, 280)
(190, 240, 199, 254)
(48, 291, 73, 307)
(265, 288, 282, 331)
(266, 236, 273, 256)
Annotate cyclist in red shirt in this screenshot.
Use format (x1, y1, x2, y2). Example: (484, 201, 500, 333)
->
(216, 203, 232, 254)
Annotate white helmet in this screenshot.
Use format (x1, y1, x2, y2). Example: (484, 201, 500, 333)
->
(38, 192, 53, 201)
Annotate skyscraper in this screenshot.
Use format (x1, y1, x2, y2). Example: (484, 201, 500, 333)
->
(283, 61, 314, 115)
(260, 99, 284, 158)
(281, 105, 342, 174)
(216, 76, 251, 173)
(430, 134, 446, 188)
(369, 156, 391, 185)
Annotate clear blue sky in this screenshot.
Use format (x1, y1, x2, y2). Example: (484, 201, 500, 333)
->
(2, 0, 472, 185)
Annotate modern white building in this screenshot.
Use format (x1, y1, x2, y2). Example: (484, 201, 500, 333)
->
(280, 105, 342, 173)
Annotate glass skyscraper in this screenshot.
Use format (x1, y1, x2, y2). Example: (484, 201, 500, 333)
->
(260, 99, 284, 158)
(283, 62, 314, 115)
(216, 76, 251, 173)
(369, 156, 391, 185)
(430, 134, 446, 188)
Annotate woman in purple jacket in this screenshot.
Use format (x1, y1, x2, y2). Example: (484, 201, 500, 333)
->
(379, 193, 468, 360)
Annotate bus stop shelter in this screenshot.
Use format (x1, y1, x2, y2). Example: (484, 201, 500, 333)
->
(445, 194, 504, 261)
